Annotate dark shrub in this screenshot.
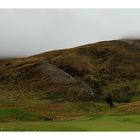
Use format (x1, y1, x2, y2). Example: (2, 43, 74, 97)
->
(111, 86, 135, 103)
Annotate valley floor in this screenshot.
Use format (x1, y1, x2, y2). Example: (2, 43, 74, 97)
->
(0, 114, 140, 131)
(0, 91, 140, 131)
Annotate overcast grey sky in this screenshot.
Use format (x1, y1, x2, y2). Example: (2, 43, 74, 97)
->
(1, 9, 140, 58)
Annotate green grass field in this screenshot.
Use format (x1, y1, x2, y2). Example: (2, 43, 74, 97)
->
(0, 114, 140, 131)
(0, 97, 139, 131)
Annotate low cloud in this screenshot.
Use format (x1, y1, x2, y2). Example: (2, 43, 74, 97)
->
(0, 9, 140, 58)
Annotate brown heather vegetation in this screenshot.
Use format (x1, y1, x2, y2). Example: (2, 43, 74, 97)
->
(0, 39, 140, 121)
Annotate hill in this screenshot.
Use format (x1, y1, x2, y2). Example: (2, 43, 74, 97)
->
(0, 39, 140, 121)
(34, 40, 140, 101)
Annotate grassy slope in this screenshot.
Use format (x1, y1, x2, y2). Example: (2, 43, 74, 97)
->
(0, 115, 140, 131)
(0, 108, 41, 122)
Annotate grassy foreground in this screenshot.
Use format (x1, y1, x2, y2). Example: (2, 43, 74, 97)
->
(0, 114, 140, 131)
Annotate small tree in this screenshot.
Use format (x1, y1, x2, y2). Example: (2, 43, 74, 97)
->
(106, 93, 114, 107)
(111, 86, 134, 103)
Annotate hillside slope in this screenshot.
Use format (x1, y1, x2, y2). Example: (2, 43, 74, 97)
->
(34, 40, 140, 100)
(0, 39, 140, 121)
(0, 39, 140, 102)
(0, 57, 93, 102)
